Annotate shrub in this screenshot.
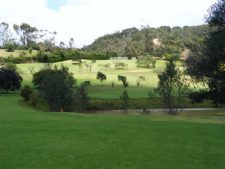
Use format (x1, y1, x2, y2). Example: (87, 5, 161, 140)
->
(33, 65, 77, 112)
(97, 71, 107, 83)
(118, 75, 128, 87)
(20, 85, 33, 101)
(0, 67, 23, 93)
(120, 90, 129, 109)
(4, 43, 15, 52)
(30, 91, 38, 107)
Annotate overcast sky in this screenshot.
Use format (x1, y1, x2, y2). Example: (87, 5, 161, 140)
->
(0, 0, 217, 47)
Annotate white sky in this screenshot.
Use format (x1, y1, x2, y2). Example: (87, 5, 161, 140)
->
(0, 0, 217, 48)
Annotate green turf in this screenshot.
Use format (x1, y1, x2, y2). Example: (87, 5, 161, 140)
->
(17, 59, 166, 98)
(0, 94, 225, 169)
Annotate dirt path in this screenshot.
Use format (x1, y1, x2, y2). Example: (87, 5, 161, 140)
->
(88, 108, 222, 114)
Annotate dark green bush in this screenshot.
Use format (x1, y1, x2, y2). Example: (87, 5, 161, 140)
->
(20, 85, 33, 101)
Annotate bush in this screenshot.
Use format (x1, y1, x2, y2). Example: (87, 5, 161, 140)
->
(0, 67, 23, 93)
(20, 85, 33, 101)
(120, 90, 129, 109)
(33, 66, 77, 112)
(4, 43, 15, 52)
(30, 91, 38, 107)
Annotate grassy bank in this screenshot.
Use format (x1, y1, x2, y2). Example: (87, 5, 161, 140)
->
(0, 94, 225, 169)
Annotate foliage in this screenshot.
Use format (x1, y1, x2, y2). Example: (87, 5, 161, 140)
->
(20, 85, 33, 101)
(3, 55, 34, 64)
(189, 90, 210, 104)
(114, 62, 128, 69)
(118, 75, 128, 87)
(0, 67, 23, 93)
(4, 62, 17, 72)
(137, 55, 156, 68)
(33, 66, 77, 112)
(0, 22, 13, 46)
(13, 23, 38, 46)
(119, 90, 129, 109)
(156, 59, 188, 114)
(123, 44, 138, 59)
(97, 71, 107, 83)
(84, 25, 210, 59)
(4, 43, 15, 52)
(75, 81, 90, 111)
(186, 0, 225, 105)
(30, 91, 38, 107)
(136, 76, 146, 87)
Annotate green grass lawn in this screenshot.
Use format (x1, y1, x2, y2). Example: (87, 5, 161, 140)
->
(17, 59, 165, 99)
(17, 59, 163, 86)
(1, 94, 225, 169)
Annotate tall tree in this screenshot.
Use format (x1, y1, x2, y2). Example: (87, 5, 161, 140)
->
(186, 0, 225, 105)
(69, 37, 75, 49)
(156, 58, 188, 114)
(13, 23, 38, 45)
(0, 22, 13, 46)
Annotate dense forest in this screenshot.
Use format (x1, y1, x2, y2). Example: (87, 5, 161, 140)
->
(84, 25, 210, 60)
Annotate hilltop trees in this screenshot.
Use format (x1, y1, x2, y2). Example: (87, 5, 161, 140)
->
(84, 25, 209, 59)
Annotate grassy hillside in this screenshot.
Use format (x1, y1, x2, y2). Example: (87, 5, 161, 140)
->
(84, 25, 209, 58)
(17, 59, 167, 99)
(0, 49, 38, 58)
(0, 94, 225, 169)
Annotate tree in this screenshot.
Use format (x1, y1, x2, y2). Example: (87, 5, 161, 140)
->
(75, 81, 90, 111)
(4, 62, 17, 72)
(0, 68, 23, 93)
(120, 90, 129, 109)
(123, 44, 138, 59)
(186, 0, 225, 105)
(33, 66, 76, 112)
(156, 58, 188, 114)
(137, 55, 156, 68)
(20, 85, 33, 101)
(4, 42, 15, 52)
(97, 71, 107, 84)
(59, 41, 65, 49)
(69, 37, 75, 49)
(13, 23, 38, 46)
(0, 22, 13, 47)
(118, 75, 128, 87)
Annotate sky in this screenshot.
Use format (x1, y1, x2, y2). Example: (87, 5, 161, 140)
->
(0, 0, 218, 48)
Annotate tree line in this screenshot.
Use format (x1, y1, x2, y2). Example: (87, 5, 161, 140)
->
(84, 24, 210, 60)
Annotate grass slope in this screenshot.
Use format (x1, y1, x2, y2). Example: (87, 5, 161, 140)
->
(17, 59, 166, 99)
(0, 94, 225, 169)
(0, 49, 38, 58)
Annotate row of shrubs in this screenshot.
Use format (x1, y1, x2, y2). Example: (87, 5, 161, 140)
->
(1, 49, 118, 64)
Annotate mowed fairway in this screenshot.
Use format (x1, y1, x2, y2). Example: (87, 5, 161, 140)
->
(1, 94, 225, 169)
(17, 59, 165, 99)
